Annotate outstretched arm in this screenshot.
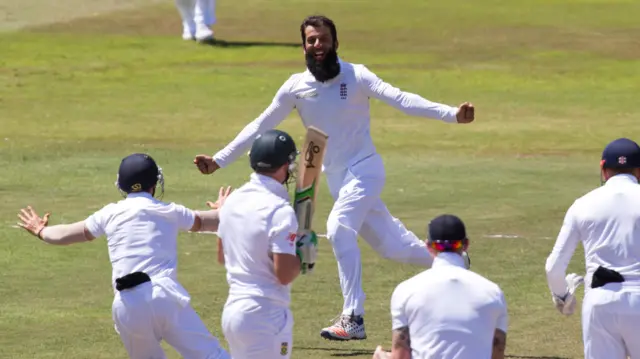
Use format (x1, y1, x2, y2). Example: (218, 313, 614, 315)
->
(210, 78, 297, 169)
(17, 206, 95, 245)
(356, 65, 471, 123)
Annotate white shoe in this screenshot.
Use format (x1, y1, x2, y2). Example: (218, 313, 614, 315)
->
(320, 312, 367, 341)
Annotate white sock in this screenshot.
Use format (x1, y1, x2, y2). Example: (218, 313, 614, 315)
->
(175, 0, 197, 37)
(335, 247, 366, 317)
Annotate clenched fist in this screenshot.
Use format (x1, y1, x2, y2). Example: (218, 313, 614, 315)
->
(456, 102, 475, 124)
(193, 155, 220, 175)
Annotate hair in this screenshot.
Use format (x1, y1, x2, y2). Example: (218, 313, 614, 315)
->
(300, 15, 338, 47)
(606, 167, 636, 175)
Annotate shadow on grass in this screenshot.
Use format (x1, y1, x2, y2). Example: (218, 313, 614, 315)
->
(197, 38, 300, 48)
(297, 346, 373, 357)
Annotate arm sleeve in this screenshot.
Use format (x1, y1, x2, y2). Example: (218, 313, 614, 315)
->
(268, 205, 299, 255)
(390, 283, 409, 330)
(356, 65, 459, 123)
(174, 204, 197, 231)
(212, 78, 296, 168)
(496, 290, 509, 332)
(545, 202, 581, 297)
(85, 207, 108, 238)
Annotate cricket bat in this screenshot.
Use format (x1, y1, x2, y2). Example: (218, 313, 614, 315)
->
(293, 126, 328, 272)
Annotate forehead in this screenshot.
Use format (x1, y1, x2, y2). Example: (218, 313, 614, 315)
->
(304, 24, 332, 39)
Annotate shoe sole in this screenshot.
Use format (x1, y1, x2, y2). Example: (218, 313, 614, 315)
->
(320, 331, 367, 341)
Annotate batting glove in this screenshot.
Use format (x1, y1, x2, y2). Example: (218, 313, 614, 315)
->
(551, 273, 584, 316)
(296, 230, 318, 274)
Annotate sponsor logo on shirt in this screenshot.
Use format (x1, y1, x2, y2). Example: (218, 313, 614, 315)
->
(295, 90, 318, 99)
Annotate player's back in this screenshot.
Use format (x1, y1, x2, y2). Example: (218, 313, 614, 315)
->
(572, 174, 640, 285)
(217, 174, 296, 308)
(85, 192, 196, 287)
(392, 255, 507, 359)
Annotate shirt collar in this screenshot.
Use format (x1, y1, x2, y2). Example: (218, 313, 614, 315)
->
(605, 173, 639, 185)
(250, 173, 290, 201)
(432, 252, 467, 269)
(126, 192, 154, 200)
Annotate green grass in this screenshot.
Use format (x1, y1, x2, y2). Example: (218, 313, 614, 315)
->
(1, 0, 639, 358)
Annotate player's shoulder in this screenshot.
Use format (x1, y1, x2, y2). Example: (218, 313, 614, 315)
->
(463, 269, 505, 297)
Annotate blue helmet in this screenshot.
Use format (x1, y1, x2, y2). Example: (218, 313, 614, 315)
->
(115, 153, 164, 198)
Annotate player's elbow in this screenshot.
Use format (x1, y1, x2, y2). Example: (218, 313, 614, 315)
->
(273, 253, 300, 285)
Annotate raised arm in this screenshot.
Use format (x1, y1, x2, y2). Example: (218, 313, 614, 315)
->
(17, 206, 95, 245)
(210, 78, 297, 169)
(356, 65, 473, 124)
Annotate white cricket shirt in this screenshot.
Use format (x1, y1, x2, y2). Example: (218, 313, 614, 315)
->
(84, 192, 196, 298)
(390, 252, 508, 359)
(546, 174, 640, 295)
(213, 59, 459, 173)
(217, 173, 299, 308)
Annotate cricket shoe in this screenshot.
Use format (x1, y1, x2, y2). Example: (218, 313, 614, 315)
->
(320, 312, 367, 341)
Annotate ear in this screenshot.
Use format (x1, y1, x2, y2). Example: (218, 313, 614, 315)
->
(335, 40, 339, 50)
(463, 240, 469, 251)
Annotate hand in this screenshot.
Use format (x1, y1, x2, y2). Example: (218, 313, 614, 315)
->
(456, 102, 475, 124)
(206, 186, 233, 210)
(372, 346, 391, 359)
(17, 206, 51, 239)
(551, 273, 584, 315)
(193, 154, 220, 175)
(296, 230, 318, 274)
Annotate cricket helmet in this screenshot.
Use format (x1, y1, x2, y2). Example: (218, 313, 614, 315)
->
(249, 129, 298, 172)
(115, 153, 164, 199)
(427, 214, 468, 252)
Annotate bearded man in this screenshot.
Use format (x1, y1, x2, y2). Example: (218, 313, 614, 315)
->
(193, 15, 476, 341)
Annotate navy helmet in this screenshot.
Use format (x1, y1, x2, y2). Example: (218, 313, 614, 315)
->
(427, 214, 468, 252)
(115, 153, 164, 198)
(249, 130, 298, 173)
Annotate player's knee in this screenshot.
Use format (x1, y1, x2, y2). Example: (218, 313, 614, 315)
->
(326, 217, 359, 255)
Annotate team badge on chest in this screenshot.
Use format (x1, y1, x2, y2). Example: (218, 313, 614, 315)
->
(340, 83, 347, 99)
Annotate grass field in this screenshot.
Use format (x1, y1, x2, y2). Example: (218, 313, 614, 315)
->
(2, 0, 640, 358)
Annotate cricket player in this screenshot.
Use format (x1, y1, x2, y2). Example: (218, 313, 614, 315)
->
(193, 14, 475, 340)
(16, 153, 231, 359)
(545, 137, 640, 359)
(175, 0, 216, 42)
(372, 214, 508, 359)
(216, 129, 316, 359)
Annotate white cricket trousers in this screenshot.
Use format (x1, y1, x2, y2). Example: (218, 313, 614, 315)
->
(174, 0, 216, 38)
(112, 277, 229, 359)
(582, 282, 640, 359)
(325, 153, 434, 316)
(221, 297, 294, 359)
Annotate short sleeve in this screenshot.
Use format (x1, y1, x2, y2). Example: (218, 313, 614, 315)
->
(390, 283, 409, 330)
(173, 204, 196, 231)
(268, 205, 298, 255)
(495, 290, 509, 332)
(85, 206, 109, 238)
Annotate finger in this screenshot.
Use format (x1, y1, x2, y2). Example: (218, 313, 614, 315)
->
(20, 208, 32, 219)
(205, 201, 216, 209)
(43, 212, 51, 224)
(224, 186, 232, 196)
(218, 186, 224, 198)
(18, 213, 30, 223)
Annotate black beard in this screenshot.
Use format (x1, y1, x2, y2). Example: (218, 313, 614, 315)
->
(305, 48, 340, 82)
